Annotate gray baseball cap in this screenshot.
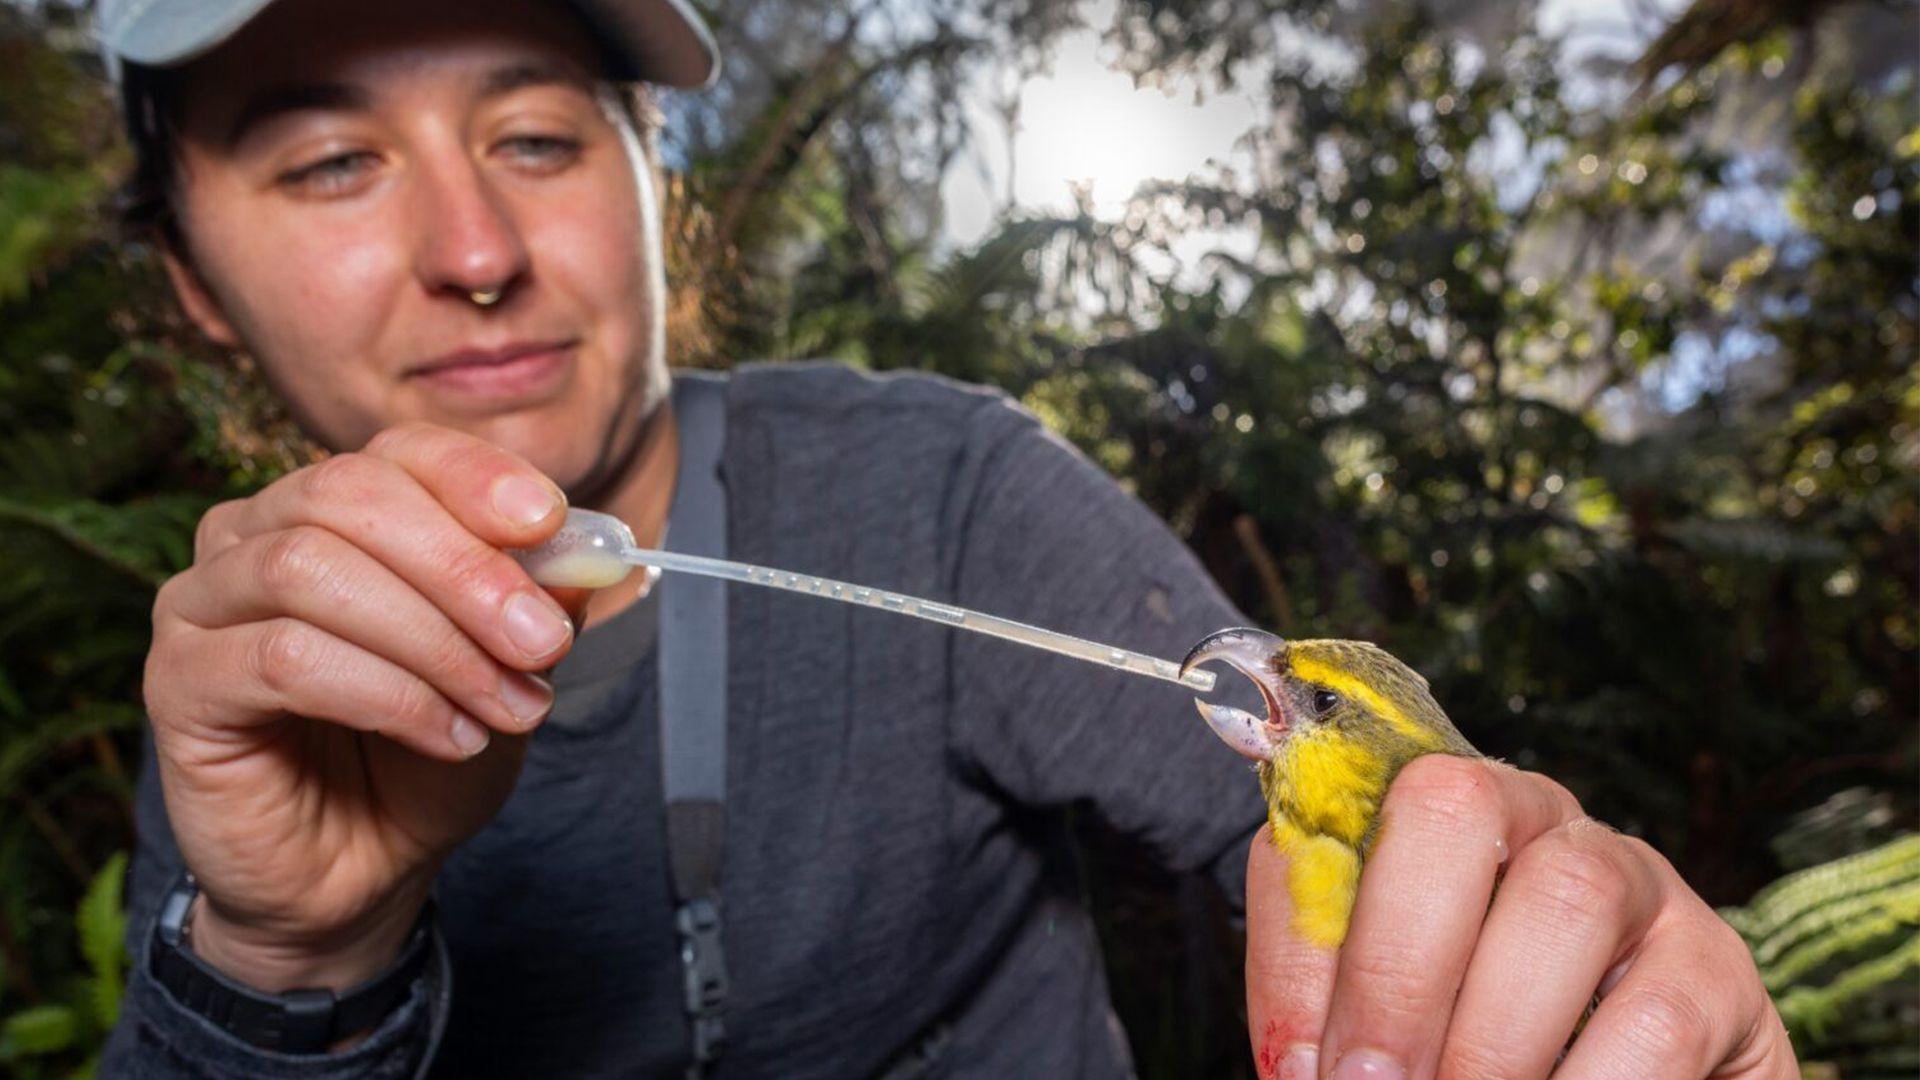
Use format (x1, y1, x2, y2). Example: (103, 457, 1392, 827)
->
(96, 0, 720, 87)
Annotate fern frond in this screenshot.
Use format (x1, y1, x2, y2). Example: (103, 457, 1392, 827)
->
(1772, 932, 1920, 1042)
(76, 851, 127, 1030)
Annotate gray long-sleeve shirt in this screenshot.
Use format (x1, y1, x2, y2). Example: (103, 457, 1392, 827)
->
(104, 362, 1266, 1078)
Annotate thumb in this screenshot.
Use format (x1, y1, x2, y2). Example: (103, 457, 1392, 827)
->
(544, 585, 595, 631)
(1247, 826, 1340, 1080)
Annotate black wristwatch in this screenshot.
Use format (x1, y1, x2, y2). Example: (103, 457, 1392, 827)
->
(150, 873, 435, 1054)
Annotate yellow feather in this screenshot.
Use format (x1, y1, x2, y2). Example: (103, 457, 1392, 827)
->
(1222, 637, 1479, 951)
(1271, 820, 1361, 948)
(1266, 732, 1389, 848)
(1288, 653, 1446, 751)
(1260, 733, 1389, 946)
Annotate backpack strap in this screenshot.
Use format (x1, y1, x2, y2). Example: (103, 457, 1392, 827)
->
(659, 370, 730, 1077)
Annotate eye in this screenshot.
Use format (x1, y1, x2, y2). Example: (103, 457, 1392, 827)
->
(498, 134, 583, 171)
(279, 151, 379, 196)
(1312, 689, 1341, 716)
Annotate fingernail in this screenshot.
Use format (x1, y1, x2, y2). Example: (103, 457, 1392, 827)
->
(1332, 1048, 1404, 1080)
(503, 591, 571, 660)
(499, 672, 554, 727)
(491, 474, 561, 527)
(1278, 1045, 1319, 1080)
(450, 713, 490, 757)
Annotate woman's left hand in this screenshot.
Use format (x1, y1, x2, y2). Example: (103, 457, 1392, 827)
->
(1245, 755, 1798, 1079)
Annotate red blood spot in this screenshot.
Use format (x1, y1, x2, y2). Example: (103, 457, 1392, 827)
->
(1255, 1018, 1282, 1080)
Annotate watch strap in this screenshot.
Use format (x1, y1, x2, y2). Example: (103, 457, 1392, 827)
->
(151, 873, 435, 1054)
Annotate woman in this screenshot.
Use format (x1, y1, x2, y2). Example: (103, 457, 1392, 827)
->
(98, 0, 1796, 1075)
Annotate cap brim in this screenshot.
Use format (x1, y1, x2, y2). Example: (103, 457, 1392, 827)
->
(102, 0, 280, 68)
(100, 0, 719, 89)
(574, 0, 720, 89)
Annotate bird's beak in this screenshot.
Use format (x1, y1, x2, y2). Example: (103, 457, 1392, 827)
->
(1179, 628, 1288, 762)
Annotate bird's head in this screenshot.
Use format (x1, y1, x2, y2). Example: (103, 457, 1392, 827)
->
(1179, 629, 1473, 768)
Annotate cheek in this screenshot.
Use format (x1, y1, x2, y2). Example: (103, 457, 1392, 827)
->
(530, 164, 654, 347)
(184, 185, 408, 442)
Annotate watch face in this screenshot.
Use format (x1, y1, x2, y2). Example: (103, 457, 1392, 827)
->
(156, 873, 197, 947)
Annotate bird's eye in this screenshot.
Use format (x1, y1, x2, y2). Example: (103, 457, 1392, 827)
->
(1312, 689, 1340, 716)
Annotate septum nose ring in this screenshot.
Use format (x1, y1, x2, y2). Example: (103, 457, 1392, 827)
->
(470, 287, 504, 307)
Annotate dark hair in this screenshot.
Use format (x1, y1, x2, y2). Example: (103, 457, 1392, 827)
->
(116, 61, 187, 251)
(113, 61, 662, 255)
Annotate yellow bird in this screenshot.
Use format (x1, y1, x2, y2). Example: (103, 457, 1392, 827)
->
(1180, 629, 1479, 949)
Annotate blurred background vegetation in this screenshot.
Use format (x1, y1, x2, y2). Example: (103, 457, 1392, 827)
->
(1, 0, 1915, 1075)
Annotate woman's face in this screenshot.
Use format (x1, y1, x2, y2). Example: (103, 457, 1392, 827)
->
(162, 0, 666, 492)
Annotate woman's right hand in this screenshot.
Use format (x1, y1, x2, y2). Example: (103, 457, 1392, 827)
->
(143, 422, 582, 993)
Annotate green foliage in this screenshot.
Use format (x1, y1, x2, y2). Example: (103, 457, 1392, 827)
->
(0, 0, 1914, 1075)
(0, 852, 126, 1079)
(708, 3, 1914, 1070)
(0, 1004, 78, 1057)
(77, 851, 127, 1031)
(1723, 835, 1920, 1076)
(0, 4, 303, 1069)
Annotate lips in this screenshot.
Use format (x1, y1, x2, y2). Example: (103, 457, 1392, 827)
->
(406, 340, 576, 401)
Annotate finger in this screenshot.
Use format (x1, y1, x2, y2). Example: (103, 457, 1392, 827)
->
(225, 451, 575, 669)
(364, 425, 597, 644)
(1555, 900, 1791, 1080)
(1436, 818, 1664, 1079)
(360, 422, 567, 545)
(163, 527, 554, 736)
(1245, 824, 1339, 1080)
(192, 498, 246, 563)
(165, 617, 493, 763)
(1319, 756, 1582, 1078)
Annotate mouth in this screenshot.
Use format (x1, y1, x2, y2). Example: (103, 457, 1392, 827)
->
(405, 340, 577, 401)
(1179, 627, 1288, 762)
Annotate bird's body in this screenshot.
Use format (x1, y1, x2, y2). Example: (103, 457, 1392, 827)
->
(1181, 632, 1479, 947)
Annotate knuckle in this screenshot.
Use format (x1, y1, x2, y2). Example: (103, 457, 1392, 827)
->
(1338, 941, 1448, 1018)
(251, 620, 318, 696)
(422, 629, 494, 696)
(256, 526, 335, 599)
(1526, 769, 1584, 820)
(1610, 830, 1660, 863)
(293, 453, 385, 506)
(1513, 826, 1630, 923)
(1387, 754, 1502, 834)
(437, 436, 504, 477)
(193, 500, 239, 559)
(377, 675, 449, 738)
(151, 570, 185, 622)
(1616, 981, 1713, 1063)
(141, 628, 186, 718)
(1695, 909, 1758, 975)
(363, 421, 435, 457)
(439, 542, 521, 606)
(1438, 1038, 1533, 1080)
(1551, 784, 1584, 821)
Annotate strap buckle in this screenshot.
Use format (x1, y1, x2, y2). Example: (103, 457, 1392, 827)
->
(675, 897, 728, 1067)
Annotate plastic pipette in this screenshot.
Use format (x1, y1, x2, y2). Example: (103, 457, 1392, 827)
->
(510, 508, 1217, 693)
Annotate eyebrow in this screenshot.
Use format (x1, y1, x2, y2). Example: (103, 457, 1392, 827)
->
(479, 60, 596, 100)
(223, 60, 598, 149)
(224, 82, 369, 148)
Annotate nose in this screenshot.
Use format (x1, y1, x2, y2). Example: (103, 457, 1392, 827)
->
(411, 149, 531, 304)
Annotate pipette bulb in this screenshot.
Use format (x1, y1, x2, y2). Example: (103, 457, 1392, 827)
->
(510, 508, 638, 589)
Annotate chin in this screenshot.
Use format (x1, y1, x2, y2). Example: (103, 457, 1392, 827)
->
(500, 425, 609, 488)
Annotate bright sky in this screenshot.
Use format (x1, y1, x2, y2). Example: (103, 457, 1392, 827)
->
(938, 26, 1264, 246)
(939, 0, 1674, 251)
